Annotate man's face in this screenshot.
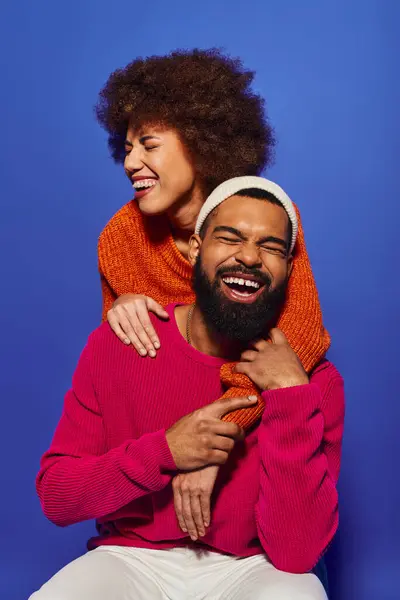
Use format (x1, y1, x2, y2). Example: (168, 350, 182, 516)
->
(191, 195, 292, 343)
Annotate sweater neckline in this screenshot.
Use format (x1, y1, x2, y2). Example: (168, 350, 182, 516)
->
(165, 303, 227, 368)
(155, 219, 193, 281)
(129, 199, 192, 280)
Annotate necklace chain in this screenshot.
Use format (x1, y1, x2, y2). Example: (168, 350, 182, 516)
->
(186, 304, 196, 345)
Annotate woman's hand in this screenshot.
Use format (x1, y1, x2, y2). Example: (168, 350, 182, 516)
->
(107, 294, 169, 356)
(172, 465, 220, 541)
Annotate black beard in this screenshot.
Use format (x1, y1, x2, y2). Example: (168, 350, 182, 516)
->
(192, 257, 288, 345)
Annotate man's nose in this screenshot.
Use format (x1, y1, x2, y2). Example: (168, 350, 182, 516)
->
(235, 244, 263, 268)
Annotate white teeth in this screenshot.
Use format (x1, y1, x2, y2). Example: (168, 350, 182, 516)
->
(133, 179, 157, 190)
(222, 276, 261, 289)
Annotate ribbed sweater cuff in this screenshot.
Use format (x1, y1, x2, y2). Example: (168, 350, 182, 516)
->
(128, 429, 177, 474)
(261, 383, 321, 420)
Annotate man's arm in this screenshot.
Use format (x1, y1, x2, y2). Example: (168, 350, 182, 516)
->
(255, 363, 345, 573)
(37, 333, 251, 528)
(36, 337, 176, 527)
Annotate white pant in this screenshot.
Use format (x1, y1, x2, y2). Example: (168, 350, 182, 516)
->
(29, 545, 327, 600)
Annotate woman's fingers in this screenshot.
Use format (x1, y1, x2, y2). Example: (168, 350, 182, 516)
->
(127, 310, 157, 357)
(107, 310, 131, 345)
(108, 295, 169, 356)
(146, 297, 170, 321)
(115, 312, 147, 356)
(110, 301, 155, 356)
(135, 301, 162, 353)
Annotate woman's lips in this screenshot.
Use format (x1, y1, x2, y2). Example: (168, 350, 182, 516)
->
(134, 181, 158, 199)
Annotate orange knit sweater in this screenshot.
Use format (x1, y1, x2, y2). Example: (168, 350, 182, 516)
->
(98, 200, 330, 429)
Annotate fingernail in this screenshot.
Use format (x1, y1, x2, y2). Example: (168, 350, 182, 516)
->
(182, 527, 187, 532)
(248, 395, 257, 401)
(154, 341, 160, 349)
(204, 521, 209, 528)
(149, 349, 156, 358)
(190, 535, 197, 541)
(124, 339, 131, 345)
(139, 349, 147, 356)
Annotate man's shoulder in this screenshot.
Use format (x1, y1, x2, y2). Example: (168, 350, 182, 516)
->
(148, 302, 181, 334)
(310, 359, 344, 387)
(86, 321, 123, 353)
(87, 304, 178, 356)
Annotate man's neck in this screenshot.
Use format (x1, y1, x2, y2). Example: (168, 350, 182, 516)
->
(175, 305, 244, 361)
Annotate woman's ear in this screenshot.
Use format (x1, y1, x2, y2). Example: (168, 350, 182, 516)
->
(188, 234, 202, 266)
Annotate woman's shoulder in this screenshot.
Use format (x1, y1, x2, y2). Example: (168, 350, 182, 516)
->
(99, 200, 142, 243)
(98, 200, 147, 278)
(97, 199, 175, 293)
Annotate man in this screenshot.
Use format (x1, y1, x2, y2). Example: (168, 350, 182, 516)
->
(30, 177, 344, 600)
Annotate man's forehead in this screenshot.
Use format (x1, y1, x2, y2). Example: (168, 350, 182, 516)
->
(210, 195, 288, 229)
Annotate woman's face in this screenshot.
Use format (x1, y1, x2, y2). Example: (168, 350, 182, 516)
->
(124, 124, 203, 217)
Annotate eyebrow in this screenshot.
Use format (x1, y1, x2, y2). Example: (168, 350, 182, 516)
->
(139, 135, 161, 143)
(213, 226, 288, 250)
(258, 235, 288, 249)
(124, 135, 161, 145)
(213, 226, 246, 239)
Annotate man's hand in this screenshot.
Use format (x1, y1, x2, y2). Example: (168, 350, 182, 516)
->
(236, 328, 309, 391)
(172, 465, 219, 541)
(166, 396, 257, 470)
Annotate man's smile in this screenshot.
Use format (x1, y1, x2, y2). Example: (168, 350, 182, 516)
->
(220, 272, 267, 304)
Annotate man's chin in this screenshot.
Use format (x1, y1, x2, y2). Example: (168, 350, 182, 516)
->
(206, 300, 270, 344)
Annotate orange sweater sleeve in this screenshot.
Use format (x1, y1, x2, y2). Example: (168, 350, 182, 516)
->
(100, 273, 117, 323)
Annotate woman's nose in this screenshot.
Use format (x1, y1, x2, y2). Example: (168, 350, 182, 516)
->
(124, 147, 144, 172)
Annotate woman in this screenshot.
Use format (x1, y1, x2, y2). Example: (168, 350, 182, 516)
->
(96, 49, 330, 558)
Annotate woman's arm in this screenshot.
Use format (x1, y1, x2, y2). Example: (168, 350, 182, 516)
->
(100, 272, 117, 322)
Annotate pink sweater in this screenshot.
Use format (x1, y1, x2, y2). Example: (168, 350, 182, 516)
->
(37, 304, 344, 574)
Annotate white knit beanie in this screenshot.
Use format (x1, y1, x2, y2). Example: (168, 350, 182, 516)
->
(195, 176, 298, 253)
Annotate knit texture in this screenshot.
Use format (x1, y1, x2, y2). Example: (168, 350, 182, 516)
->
(98, 200, 330, 430)
(37, 311, 344, 573)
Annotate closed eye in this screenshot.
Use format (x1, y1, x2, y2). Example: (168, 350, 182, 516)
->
(217, 236, 241, 244)
(261, 245, 287, 256)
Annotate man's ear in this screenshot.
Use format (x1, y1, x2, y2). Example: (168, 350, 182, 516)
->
(287, 254, 294, 278)
(188, 234, 202, 266)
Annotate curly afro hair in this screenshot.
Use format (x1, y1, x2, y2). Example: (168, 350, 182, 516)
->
(95, 48, 275, 195)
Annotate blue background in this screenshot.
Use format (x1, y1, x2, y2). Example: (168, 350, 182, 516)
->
(1, 1, 399, 599)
